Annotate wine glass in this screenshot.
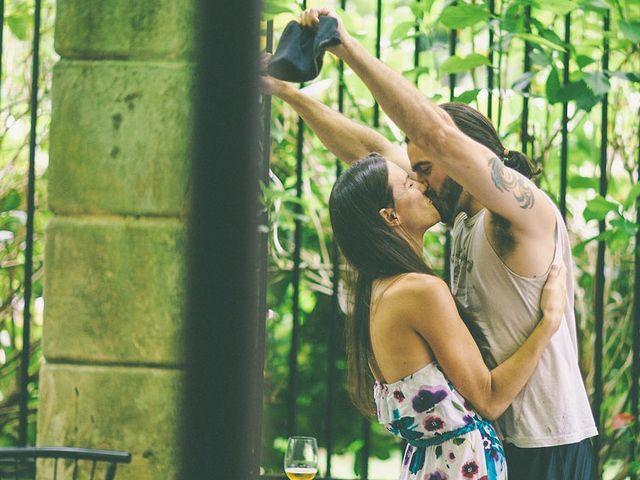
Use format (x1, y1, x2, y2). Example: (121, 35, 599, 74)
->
(284, 436, 318, 480)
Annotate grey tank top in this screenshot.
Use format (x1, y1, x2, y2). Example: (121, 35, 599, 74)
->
(450, 203, 598, 447)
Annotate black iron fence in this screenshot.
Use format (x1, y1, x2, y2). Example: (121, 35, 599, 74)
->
(260, 0, 639, 478)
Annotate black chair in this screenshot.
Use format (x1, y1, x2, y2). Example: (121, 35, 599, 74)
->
(0, 447, 131, 480)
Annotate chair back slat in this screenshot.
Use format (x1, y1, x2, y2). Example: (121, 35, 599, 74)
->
(0, 447, 131, 480)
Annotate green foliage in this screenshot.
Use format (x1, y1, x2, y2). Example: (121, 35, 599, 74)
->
(440, 53, 491, 74)
(1, 0, 57, 446)
(262, 0, 640, 477)
(439, 4, 490, 29)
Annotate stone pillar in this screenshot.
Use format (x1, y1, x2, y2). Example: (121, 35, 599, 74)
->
(38, 2, 194, 478)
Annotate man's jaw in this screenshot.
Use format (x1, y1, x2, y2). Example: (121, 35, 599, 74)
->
(425, 179, 465, 226)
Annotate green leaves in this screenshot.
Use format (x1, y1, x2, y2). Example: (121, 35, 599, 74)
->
(545, 67, 601, 111)
(6, 15, 29, 41)
(533, 0, 580, 15)
(583, 71, 611, 96)
(453, 88, 481, 104)
(262, 0, 294, 17)
(440, 4, 490, 29)
(583, 195, 619, 222)
(545, 67, 562, 104)
(622, 183, 640, 209)
(440, 53, 490, 74)
(514, 33, 567, 52)
(620, 21, 640, 43)
(568, 176, 599, 190)
(0, 190, 22, 212)
(391, 21, 417, 43)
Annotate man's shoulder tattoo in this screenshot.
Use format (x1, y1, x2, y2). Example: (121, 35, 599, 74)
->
(488, 156, 535, 209)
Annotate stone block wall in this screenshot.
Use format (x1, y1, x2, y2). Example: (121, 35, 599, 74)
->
(38, 1, 194, 478)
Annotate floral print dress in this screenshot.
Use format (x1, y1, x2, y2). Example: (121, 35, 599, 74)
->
(374, 362, 507, 480)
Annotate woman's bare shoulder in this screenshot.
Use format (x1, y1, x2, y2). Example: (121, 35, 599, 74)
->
(381, 273, 450, 309)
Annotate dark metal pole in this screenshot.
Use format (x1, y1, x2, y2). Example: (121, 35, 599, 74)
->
(443, 15, 457, 283)
(19, 0, 42, 448)
(372, 0, 382, 127)
(255, 20, 274, 474)
(288, 116, 304, 437)
(593, 10, 610, 467)
(521, 5, 531, 156)
(487, 0, 495, 121)
(180, 0, 261, 477)
(288, 2, 308, 438)
(0, 0, 5, 108)
(631, 107, 640, 479)
(324, 1, 347, 474)
(560, 14, 570, 220)
(413, 0, 421, 84)
(360, 3, 383, 476)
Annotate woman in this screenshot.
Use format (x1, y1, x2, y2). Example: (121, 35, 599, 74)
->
(329, 153, 565, 480)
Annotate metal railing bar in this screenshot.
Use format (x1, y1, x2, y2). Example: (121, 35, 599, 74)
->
(442, 4, 457, 283)
(520, 4, 531, 156)
(359, 2, 383, 477)
(593, 9, 610, 468)
(487, 0, 495, 120)
(287, 1, 307, 438)
(372, 0, 382, 128)
(413, 0, 420, 81)
(0, 0, 5, 109)
(324, 1, 347, 475)
(631, 107, 640, 476)
(254, 17, 273, 474)
(18, 0, 42, 448)
(560, 13, 570, 220)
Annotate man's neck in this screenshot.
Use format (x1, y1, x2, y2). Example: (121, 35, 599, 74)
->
(451, 192, 483, 224)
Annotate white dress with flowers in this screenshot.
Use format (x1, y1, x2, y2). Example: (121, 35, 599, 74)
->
(374, 362, 507, 480)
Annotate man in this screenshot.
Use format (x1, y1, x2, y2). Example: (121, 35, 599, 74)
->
(262, 8, 598, 477)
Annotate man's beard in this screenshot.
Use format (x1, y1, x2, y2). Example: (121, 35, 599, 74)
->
(425, 177, 463, 226)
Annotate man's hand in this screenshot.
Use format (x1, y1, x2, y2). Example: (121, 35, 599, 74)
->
(299, 7, 351, 56)
(259, 53, 293, 97)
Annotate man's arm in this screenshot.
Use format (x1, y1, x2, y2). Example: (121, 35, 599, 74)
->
(260, 56, 412, 172)
(301, 9, 555, 238)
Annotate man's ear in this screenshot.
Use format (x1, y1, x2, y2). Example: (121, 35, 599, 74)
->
(379, 208, 400, 227)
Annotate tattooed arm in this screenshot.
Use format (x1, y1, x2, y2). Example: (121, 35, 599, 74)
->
(299, 8, 555, 245)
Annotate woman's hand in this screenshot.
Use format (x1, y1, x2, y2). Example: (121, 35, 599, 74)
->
(299, 7, 350, 56)
(259, 53, 292, 97)
(539, 264, 567, 335)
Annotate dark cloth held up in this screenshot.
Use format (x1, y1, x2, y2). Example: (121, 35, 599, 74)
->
(268, 17, 341, 82)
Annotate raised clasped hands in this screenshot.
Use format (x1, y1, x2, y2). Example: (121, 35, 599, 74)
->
(299, 7, 350, 56)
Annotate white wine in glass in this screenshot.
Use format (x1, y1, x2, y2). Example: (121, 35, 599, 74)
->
(284, 436, 318, 480)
